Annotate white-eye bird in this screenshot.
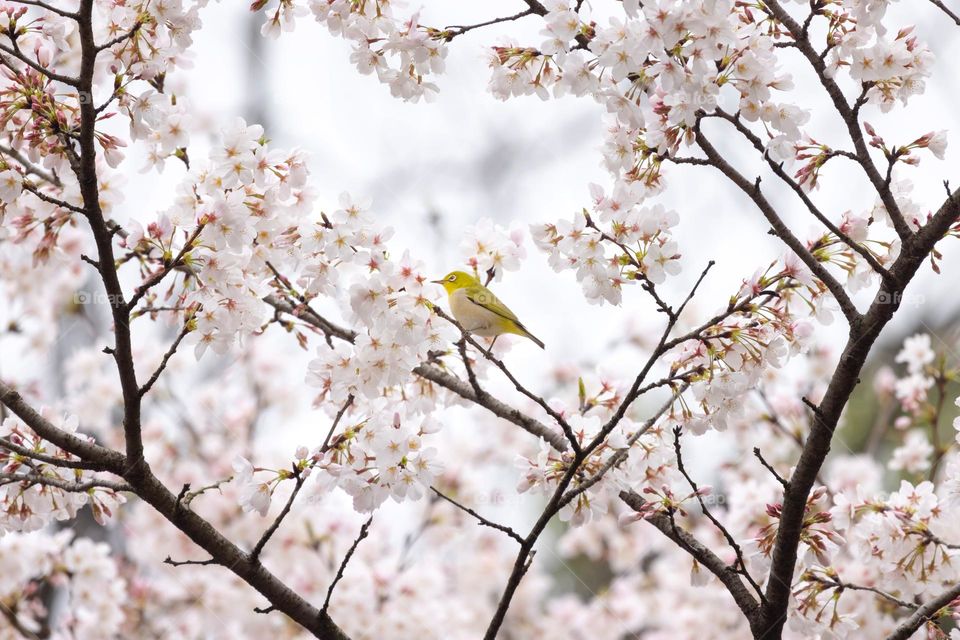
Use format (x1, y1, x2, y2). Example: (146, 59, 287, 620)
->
(431, 270, 545, 350)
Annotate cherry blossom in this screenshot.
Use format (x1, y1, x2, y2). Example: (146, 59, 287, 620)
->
(0, 0, 959, 638)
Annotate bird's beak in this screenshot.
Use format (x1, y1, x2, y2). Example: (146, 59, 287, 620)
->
(430, 279, 445, 284)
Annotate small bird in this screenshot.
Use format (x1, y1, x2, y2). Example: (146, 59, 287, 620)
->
(431, 270, 545, 350)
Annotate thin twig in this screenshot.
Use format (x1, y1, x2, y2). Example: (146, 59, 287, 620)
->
(708, 109, 892, 281)
(586, 261, 717, 458)
(926, 0, 960, 25)
(684, 120, 862, 326)
(441, 8, 535, 41)
(673, 427, 765, 603)
(263, 293, 357, 346)
(431, 486, 524, 544)
(559, 384, 687, 507)
(801, 396, 823, 417)
(414, 363, 568, 451)
(321, 516, 374, 614)
(0, 436, 116, 471)
(250, 467, 304, 561)
(126, 224, 205, 312)
(22, 182, 85, 213)
(7, 0, 78, 18)
(457, 337, 485, 399)
(0, 603, 47, 639)
(138, 321, 192, 397)
(320, 395, 354, 453)
(263, 292, 570, 450)
(164, 556, 218, 567)
(804, 573, 914, 610)
(754, 447, 789, 489)
(96, 21, 141, 51)
(0, 472, 131, 492)
(0, 42, 78, 85)
(182, 477, 233, 508)
(0, 144, 63, 186)
(0, 381, 125, 470)
(761, 0, 913, 241)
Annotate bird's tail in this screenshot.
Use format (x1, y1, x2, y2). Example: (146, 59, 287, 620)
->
(523, 329, 545, 350)
(508, 322, 545, 349)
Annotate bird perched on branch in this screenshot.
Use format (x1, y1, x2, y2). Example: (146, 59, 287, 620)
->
(431, 270, 545, 350)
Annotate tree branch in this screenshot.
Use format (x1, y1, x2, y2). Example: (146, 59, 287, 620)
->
(483, 459, 582, 640)
(588, 261, 715, 454)
(0, 42, 79, 85)
(886, 582, 960, 640)
(7, 0, 78, 18)
(802, 572, 915, 610)
(0, 472, 131, 492)
(926, 0, 960, 26)
(887, 584, 960, 640)
(434, 306, 580, 452)
(414, 363, 569, 451)
(762, 0, 913, 240)
(619, 489, 763, 630)
(96, 21, 142, 51)
(519, 0, 590, 48)
(0, 381, 125, 471)
(163, 556, 218, 567)
(320, 395, 354, 453)
(759, 187, 960, 636)
(0, 435, 116, 472)
(685, 122, 862, 326)
(707, 109, 892, 281)
(2, 386, 353, 638)
(559, 384, 686, 507)
(0, 144, 63, 187)
(0, 603, 47, 640)
(74, 0, 145, 471)
(22, 182, 85, 214)
(753, 447, 789, 489)
(126, 224, 205, 312)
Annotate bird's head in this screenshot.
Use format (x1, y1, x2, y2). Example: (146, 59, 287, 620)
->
(431, 270, 480, 294)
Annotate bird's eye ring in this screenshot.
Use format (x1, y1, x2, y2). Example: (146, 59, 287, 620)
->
(448, 275, 456, 282)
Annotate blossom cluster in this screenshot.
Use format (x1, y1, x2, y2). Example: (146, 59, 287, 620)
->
(0, 414, 124, 533)
(0, 531, 126, 639)
(531, 190, 681, 305)
(296, 196, 454, 511)
(267, 0, 448, 101)
(136, 118, 313, 359)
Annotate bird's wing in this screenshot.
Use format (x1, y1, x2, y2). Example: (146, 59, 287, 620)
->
(464, 286, 522, 326)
